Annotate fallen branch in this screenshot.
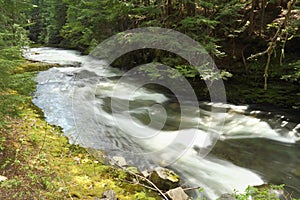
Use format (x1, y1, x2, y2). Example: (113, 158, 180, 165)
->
(113, 163, 170, 200)
(123, 179, 159, 192)
(182, 186, 202, 191)
(127, 169, 170, 199)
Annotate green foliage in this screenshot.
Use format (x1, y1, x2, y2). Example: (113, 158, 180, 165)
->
(134, 191, 156, 200)
(28, 0, 66, 44)
(179, 16, 222, 55)
(0, 47, 37, 128)
(281, 60, 300, 83)
(0, 1, 32, 126)
(0, 0, 32, 47)
(23, 0, 300, 94)
(0, 48, 24, 126)
(0, 50, 22, 89)
(0, 137, 5, 151)
(175, 65, 199, 78)
(195, 64, 233, 81)
(27, 0, 245, 56)
(59, 0, 112, 50)
(1, 177, 23, 189)
(234, 185, 287, 200)
(0, 71, 37, 127)
(0, 47, 23, 61)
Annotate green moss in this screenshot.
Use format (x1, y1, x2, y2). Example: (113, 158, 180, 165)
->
(13, 62, 60, 74)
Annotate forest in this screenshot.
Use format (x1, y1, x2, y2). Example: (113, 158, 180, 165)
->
(1, 0, 300, 107)
(0, 0, 300, 199)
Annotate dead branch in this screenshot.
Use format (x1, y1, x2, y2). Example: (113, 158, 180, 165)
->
(113, 163, 170, 200)
(247, 49, 268, 60)
(123, 179, 159, 192)
(182, 186, 202, 191)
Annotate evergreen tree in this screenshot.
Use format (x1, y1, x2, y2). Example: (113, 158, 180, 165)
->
(0, 0, 32, 47)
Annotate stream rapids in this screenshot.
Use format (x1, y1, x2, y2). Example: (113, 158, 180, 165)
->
(24, 47, 300, 199)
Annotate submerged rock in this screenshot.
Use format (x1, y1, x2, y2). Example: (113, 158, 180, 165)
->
(219, 193, 236, 200)
(74, 69, 98, 79)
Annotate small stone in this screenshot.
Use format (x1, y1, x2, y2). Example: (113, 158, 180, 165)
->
(103, 190, 117, 200)
(166, 187, 189, 200)
(141, 170, 151, 178)
(74, 156, 81, 164)
(94, 190, 117, 200)
(0, 175, 8, 182)
(58, 187, 64, 193)
(112, 156, 127, 167)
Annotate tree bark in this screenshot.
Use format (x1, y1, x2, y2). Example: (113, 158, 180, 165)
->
(249, 0, 256, 34)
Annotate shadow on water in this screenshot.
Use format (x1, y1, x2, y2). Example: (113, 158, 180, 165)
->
(211, 138, 300, 197)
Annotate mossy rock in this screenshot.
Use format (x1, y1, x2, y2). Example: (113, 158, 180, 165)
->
(149, 167, 180, 191)
(14, 61, 60, 73)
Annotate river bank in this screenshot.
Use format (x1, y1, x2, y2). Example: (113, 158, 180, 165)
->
(0, 59, 160, 199)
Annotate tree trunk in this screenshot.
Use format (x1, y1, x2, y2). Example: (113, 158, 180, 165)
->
(166, 0, 172, 16)
(186, 0, 195, 17)
(260, 0, 266, 36)
(249, 0, 256, 34)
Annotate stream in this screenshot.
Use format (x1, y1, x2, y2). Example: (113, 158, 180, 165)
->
(24, 47, 300, 199)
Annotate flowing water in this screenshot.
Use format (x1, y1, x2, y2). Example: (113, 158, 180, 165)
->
(24, 47, 300, 199)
